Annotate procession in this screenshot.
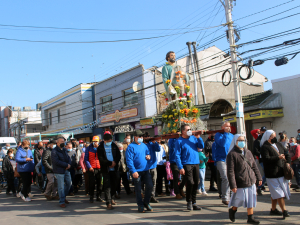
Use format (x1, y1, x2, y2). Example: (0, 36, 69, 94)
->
(1, 0, 300, 224)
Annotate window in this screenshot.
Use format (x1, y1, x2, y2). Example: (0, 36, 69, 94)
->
(57, 109, 60, 123)
(123, 88, 138, 106)
(101, 95, 112, 112)
(49, 112, 52, 125)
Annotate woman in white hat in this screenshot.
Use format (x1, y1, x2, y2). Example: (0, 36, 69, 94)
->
(260, 130, 291, 219)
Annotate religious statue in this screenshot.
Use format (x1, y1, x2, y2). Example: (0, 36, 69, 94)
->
(162, 51, 190, 101)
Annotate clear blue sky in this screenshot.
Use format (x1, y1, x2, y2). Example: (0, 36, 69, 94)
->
(0, 0, 299, 109)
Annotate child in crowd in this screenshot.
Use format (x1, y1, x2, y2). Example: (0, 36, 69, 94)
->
(198, 149, 209, 196)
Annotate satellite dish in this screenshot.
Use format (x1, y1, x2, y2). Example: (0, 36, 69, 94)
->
(133, 81, 142, 92)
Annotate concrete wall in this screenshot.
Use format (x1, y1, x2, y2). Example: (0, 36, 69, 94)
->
(41, 84, 94, 134)
(95, 65, 146, 127)
(156, 46, 266, 106)
(272, 74, 300, 137)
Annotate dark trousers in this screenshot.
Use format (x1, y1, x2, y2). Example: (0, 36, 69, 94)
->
(116, 172, 131, 194)
(88, 169, 102, 198)
(69, 168, 75, 193)
(83, 172, 89, 194)
(171, 163, 186, 195)
(216, 169, 222, 196)
(6, 178, 16, 193)
(183, 164, 199, 203)
(103, 171, 118, 206)
(133, 170, 153, 207)
(207, 162, 217, 188)
(74, 174, 82, 191)
(156, 165, 167, 194)
(19, 172, 32, 198)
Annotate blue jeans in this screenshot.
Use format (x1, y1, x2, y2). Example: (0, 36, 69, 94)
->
(292, 164, 300, 187)
(198, 168, 206, 192)
(55, 170, 72, 205)
(258, 162, 266, 190)
(132, 170, 153, 207)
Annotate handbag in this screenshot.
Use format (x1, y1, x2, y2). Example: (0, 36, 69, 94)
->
(14, 166, 21, 178)
(271, 145, 294, 180)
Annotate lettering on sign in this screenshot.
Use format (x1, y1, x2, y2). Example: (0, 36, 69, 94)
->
(100, 108, 138, 123)
(114, 125, 135, 133)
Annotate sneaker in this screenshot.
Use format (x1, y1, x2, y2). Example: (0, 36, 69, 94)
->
(144, 203, 153, 212)
(28, 193, 34, 198)
(21, 195, 26, 201)
(197, 190, 202, 194)
(222, 200, 229, 205)
(270, 208, 283, 216)
(187, 201, 193, 211)
(170, 189, 176, 197)
(25, 197, 32, 202)
(16, 192, 20, 198)
(201, 191, 208, 197)
(192, 204, 202, 210)
(138, 206, 145, 213)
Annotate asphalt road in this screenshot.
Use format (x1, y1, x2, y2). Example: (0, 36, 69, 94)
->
(0, 181, 299, 225)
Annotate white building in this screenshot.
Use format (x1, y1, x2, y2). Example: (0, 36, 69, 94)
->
(41, 83, 95, 142)
(272, 74, 300, 137)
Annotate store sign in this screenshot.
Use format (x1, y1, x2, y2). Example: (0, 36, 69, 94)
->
(136, 124, 152, 129)
(223, 109, 284, 123)
(100, 108, 138, 123)
(114, 125, 135, 133)
(140, 117, 155, 125)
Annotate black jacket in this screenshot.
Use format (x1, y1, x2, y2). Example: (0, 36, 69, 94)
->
(227, 146, 262, 189)
(261, 141, 291, 178)
(34, 148, 43, 165)
(97, 141, 121, 174)
(51, 146, 71, 174)
(204, 137, 214, 160)
(2, 156, 14, 179)
(252, 135, 262, 159)
(42, 148, 53, 174)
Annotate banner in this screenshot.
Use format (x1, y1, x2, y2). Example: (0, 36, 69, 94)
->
(140, 117, 155, 125)
(100, 108, 138, 123)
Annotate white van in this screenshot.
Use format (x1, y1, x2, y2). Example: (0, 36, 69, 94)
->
(0, 137, 17, 149)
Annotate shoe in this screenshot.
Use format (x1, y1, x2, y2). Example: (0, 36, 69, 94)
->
(138, 206, 145, 213)
(187, 201, 193, 211)
(197, 190, 202, 194)
(192, 204, 202, 210)
(261, 186, 266, 191)
(112, 200, 117, 205)
(28, 193, 34, 198)
(218, 194, 222, 199)
(107, 204, 114, 210)
(69, 192, 74, 196)
(144, 203, 153, 212)
(65, 199, 69, 204)
(270, 208, 283, 216)
(159, 193, 166, 197)
(175, 194, 182, 200)
(201, 191, 208, 196)
(60, 204, 66, 208)
(16, 192, 20, 198)
(209, 186, 218, 192)
(52, 195, 60, 200)
(257, 189, 263, 196)
(25, 197, 32, 202)
(44, 194, 52, 201)
(115, 193, 121, 199)
(6, 192, 12, 196)
(13, 193, 17, 197)
(229, 208, 237, 222)
(170, 189, 176, 197)
(150, 197, 159, 203)
(247, 214, 260, 224)
(180, 189, 186, 197)
(21, 195, 26, 201)
(90, 198, 94, 203)
(283, 210, 290, 219)
(222, 200, 229, 205)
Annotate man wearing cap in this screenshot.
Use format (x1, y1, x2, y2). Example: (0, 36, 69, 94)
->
(42, 140, 58, 200)
(84, 136, 104, 203)
(253, 126, 267, 195)
(126, 129, 153, 213)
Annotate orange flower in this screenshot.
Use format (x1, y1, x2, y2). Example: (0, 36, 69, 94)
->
(180, 75, 184, 78)
(175, 119, 178, 122)
(175, 71, 180, 74)
(190, 93, 193, 97)
(192, 109, 198, 113)
(176, 80, 179, 82)
(183, 80, 186, 83)
(180, 118, 184, 122)
(175, 75, 179, 79)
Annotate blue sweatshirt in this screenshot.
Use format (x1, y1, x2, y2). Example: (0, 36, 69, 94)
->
(126, 142, 150, 174)
(15, 147, 35, 173)
(175, 136, 204, 170)
(146, 142, 160, 170)
(214, 132, 234, 162)
(168, 138, 177, 164)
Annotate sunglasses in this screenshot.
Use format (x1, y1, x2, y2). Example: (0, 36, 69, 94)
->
(186, 129, 191, 131)
(138, 135, 143, 138)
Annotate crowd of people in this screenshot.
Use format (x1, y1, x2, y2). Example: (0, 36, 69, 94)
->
(1, 123, 299, 224)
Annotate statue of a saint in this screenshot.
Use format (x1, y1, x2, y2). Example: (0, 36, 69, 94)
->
(162, 51, 190, 101)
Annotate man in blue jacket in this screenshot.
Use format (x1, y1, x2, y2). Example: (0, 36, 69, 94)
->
(175, 124, 204, 211)
(126, 129, 153, 213)
(144, 133, 160, 203)
(214, 121, 234, 205)
(51, 137, 72, 208)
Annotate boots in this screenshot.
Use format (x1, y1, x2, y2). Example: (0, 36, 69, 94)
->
(247, 214, 260, 224)
(229, 208, 237, 222)
(283, 210, 290, 219)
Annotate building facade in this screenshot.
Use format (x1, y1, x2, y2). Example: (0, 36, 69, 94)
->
(41, 83, 95, 142)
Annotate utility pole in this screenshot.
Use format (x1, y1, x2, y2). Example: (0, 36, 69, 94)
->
(222, 0, 245, 134)
(192, 42, 206, 104)
(186, 42, 199, 105)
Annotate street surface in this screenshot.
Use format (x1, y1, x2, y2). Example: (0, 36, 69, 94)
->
(0, 181, 299, 225)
